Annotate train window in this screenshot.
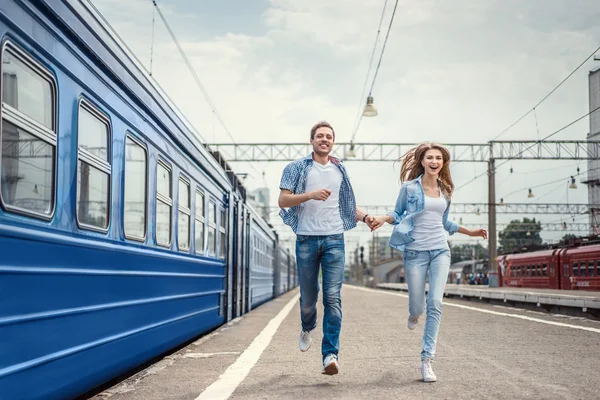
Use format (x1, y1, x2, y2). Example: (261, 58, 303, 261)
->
(576, 262, 582, 276)
(155, 160, 172, 247)
(572, 262, 579, 277)
(177, 178, 190, 251)
(207, 200, 217, 256)
(123, 135, 147, 241)
(219, 208, 226, 259)
(542, 264, 547, 277)
(194, 190, 205, 254)
(76, 100, 111, 231)
(1, 43, 56, 218)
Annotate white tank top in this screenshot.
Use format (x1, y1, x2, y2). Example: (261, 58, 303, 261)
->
(406, 186, 450, 251)
(296, 161, 344, 235)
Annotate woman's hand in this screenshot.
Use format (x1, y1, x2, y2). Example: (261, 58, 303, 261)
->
(368, 215, 389, 231)
(470, 228, 488, 239)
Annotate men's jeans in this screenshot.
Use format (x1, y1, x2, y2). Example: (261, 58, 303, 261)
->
(403, 248, 450, 360)
(296, 234, 345, 360)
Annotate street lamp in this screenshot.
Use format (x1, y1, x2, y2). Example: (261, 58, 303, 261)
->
(528, 189, 534, 198)
(346, 142, 356, 158)
(362, 96, 377, 117)
(569, 176, 577, 189)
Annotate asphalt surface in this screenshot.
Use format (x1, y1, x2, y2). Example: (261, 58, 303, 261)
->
(92, 285, 600, 400)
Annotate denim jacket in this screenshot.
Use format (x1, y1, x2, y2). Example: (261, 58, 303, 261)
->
(387, 175, 459, 251)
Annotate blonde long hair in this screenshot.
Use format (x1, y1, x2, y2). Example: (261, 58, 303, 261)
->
(400, 142, 454, 197)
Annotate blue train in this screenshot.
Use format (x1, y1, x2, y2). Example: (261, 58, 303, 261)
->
(0, 1, 297, 398)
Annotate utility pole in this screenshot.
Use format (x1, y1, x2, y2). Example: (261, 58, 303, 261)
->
(488, 157, 498, 287)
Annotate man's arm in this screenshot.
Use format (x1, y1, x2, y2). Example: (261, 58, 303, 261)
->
(355, 207, 369, 223)
(278, 188, 331, 208)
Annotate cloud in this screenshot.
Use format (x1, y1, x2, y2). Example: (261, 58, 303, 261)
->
(91, 0, 599, 243)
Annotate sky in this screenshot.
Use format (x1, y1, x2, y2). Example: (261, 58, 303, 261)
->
(90, 0, 600, 254)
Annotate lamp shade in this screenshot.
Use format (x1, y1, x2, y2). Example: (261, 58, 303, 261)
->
(362, 96, 377, 117)
(569, 176, 577, 189)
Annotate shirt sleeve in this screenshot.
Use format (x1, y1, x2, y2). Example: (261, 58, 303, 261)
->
(279, 162, 298, 192)
(442, 200, 460, 235)
(387, 184, 407, 224)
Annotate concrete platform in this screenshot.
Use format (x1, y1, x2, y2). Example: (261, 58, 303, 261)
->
(91, 285, 600, 400)
(377, 283, 600, 312)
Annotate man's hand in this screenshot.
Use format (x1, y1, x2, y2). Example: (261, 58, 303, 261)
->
(309, 189, 331, 201)
(368, 215, 389, 231)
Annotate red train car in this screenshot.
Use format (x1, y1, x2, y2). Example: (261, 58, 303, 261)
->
(497, 249, 561, 289)
(497, 243, 600, 292)
(560, 244, 600, 291)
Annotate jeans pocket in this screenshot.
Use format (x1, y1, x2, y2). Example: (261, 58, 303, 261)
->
(329, 233, 344, 241)
(296, 235, 309, 242)
(403, 250, 419, 261)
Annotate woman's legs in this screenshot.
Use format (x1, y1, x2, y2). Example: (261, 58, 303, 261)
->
(403, 250, 428, 319)
(421, 249, 451, 361)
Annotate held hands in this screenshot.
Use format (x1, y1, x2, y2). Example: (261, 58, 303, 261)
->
(367, 215, 387, 232)
(309, 189, 332, 201)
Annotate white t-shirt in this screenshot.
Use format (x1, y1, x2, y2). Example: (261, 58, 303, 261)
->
(296, 161, 344, 235)
(406, 187, 449, 251)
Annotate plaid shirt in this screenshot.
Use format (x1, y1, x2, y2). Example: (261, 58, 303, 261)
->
(279, 153, 357, 234)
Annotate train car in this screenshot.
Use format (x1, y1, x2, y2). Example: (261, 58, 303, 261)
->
(276, 246, 290, 295)
(560, 244, 600, 291)
(246, 204, 277, 310)
(0, 1, 296, 399)
(497, 249, 560, 289)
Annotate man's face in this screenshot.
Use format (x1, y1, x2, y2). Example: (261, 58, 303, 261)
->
(310, 127, 335, 156)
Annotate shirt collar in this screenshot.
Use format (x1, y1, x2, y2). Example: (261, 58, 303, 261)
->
(303, 152, 342, 165)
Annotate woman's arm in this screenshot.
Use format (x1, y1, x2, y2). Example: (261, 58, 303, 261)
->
(457, 226, 488, 239)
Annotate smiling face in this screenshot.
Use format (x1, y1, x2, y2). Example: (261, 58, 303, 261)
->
(310, 126, 335, 157)
(421, 148, 444, 178)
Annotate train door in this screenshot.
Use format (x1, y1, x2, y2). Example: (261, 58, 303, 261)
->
(559, 248, 571, 290)
(497, 255, 506, 287)
(244, 211, 251, 313)
(231, 198, 244, 318)
(548, 249, 559, 289)
(273, 236, 282, 297)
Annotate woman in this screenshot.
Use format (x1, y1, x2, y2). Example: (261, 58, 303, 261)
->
(369, 142, 487, 383)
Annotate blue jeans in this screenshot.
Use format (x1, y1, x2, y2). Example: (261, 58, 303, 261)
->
(296, 233, 345, 360)
(403, 248, 450, 360)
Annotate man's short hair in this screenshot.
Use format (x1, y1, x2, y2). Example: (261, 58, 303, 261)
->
(310, 121, 335, 140)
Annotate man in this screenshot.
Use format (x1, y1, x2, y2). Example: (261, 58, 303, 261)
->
(278, 121, 371, 375)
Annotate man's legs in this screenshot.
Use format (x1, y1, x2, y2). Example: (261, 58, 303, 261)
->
(296, 236, 320, 333)
(320, 234, 345, 361)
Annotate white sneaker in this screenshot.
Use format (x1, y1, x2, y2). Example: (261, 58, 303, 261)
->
(421, 358, 437, 382)
(408, 315, 419, 330)
(322, 354, 339, 375)
(299, 329, 314, 352)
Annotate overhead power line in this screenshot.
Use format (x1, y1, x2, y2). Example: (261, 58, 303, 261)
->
(455, 104, 600, 191)
(491, 45, 600, 142)
(350, 0, 400, 143)
(350, 0, 389, 139)
(151, 1, 236, 144)
(151, 1, 267, 179)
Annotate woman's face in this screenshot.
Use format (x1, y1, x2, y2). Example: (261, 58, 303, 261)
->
(421, 148, 444, 178)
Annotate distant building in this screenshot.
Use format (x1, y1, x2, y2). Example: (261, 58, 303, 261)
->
(248, 187, 270, 222)
(583, 66, 600, 234)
